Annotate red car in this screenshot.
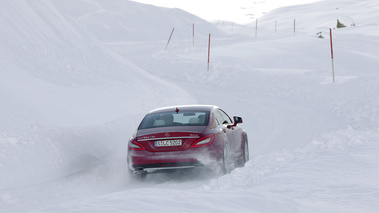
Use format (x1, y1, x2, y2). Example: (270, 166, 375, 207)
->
(127, 105, 248, 179)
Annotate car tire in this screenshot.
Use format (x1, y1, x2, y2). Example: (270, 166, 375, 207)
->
(134, 173, 147, 181)
(235, 136, 249, 168)
(242, 137, 249, 166)
(222, 144, 230, 175)
(129, 169, 147, 181)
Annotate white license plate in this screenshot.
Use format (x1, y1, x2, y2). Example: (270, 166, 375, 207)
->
(155, 139, 182, 147)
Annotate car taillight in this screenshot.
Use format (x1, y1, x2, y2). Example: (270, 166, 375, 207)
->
(129, 139, 145, 151)
(191, 134, 215, 147)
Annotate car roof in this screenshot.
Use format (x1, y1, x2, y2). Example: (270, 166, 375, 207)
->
(147, 105, 218, 114)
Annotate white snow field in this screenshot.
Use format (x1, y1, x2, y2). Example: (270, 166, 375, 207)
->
(1, 0, 379, 212)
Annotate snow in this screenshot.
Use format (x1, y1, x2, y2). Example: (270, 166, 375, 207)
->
(1, 0, 379, 212)
(130, 0, 319, 24)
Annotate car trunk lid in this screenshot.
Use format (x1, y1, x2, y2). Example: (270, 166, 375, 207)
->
(136, 127, 205, 152)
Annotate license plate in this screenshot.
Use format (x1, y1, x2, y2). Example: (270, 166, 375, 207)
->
(155, 139, 182, 147)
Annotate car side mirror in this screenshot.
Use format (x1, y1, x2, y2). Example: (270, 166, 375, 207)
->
(234, 116, 243, 124)
(227, 116, 243, 128)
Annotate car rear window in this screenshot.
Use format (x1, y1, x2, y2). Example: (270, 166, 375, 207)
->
(138, 111, 209, 129)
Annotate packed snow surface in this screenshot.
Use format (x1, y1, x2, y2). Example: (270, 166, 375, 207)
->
(1, 0, 379, 212)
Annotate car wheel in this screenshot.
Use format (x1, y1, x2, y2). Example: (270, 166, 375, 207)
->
(129, 169, 147, 181)
(222, 144, 230, 175)
(134, 173, 147, 181)
(243, 137, 249, 165)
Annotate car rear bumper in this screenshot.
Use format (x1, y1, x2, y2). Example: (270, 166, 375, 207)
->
(132, 161, 204, 175)
(128, 148, 222, 174)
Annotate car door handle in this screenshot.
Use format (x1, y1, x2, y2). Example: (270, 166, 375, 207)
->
(223, 127, 234, 132)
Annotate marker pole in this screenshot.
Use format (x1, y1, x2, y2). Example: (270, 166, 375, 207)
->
(330, 28, 335, 82)
(165, 27, 175, 51)
(275, 20, 277, 33)
(255, 19, 258, 39)
(207, 34, 211, 71)
(192, 23, 194, 46)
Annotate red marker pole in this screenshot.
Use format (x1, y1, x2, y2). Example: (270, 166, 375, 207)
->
(330, 28, 335, 82)
(165, 27, 175, 51)
(207, 34, 211, 71)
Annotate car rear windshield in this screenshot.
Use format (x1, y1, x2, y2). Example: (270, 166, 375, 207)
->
(138, 111, 209, 129)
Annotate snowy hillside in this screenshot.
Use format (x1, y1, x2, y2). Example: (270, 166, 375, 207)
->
(50, 0, 225, 42)
(1, 0, 379, 212)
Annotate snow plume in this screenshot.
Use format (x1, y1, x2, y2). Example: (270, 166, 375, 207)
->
(1, 0, 196, 207)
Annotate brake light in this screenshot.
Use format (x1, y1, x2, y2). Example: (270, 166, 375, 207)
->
(129, 139, 145, 151)
(191, 134, 215, 147)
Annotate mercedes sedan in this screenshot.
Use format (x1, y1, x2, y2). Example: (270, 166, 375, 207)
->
(127, 105, 248, 180)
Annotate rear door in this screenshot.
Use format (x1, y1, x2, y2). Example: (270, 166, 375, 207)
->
(214, 109, 234, 152)
(217, 109, 242, 160)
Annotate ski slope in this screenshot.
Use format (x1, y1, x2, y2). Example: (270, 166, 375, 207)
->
(1, 0, 379, 212)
